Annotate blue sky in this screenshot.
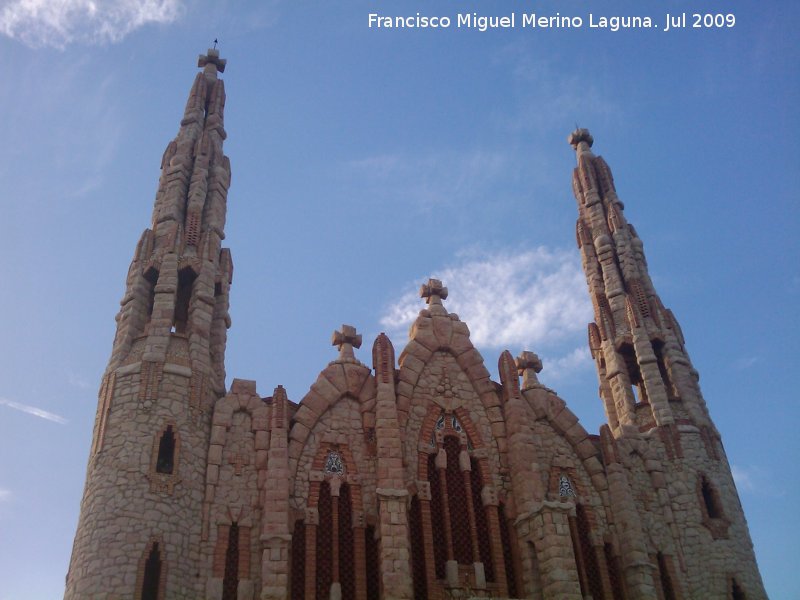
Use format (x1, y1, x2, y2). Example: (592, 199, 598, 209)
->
(0, 0, 797, 597)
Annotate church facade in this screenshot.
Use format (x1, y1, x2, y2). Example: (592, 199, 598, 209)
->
(65, 50, 766, 600)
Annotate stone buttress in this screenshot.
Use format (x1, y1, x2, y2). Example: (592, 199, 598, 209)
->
(569, 129, 766, 598)
(65, 49, 233, 599)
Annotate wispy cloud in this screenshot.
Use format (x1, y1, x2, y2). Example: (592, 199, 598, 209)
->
(734, 356, 759, 369)
(0, 489, 10, 502)
(380, 246, 592, 350)
(345, 149, 511, 211)
(0, 397, 68, 424)
(0, 0, 184, 48)
(491, 44, 623, 135)
(67, 369, 92, 390)
(731, 464, 772, 495)
(731, 465, 754, 492)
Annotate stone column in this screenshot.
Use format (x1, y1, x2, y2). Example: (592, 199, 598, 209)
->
(372, 333, 414, 599)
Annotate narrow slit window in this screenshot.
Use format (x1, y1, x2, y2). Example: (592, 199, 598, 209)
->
(144, 269, 158, 321)
(141, 542, 162, 600)
(620, 343, 648, 405)
(222, 523, 240, 600)
(653, 340, 676, 399)
(156, 426, 175, 474)
(732, 579, 747, 600)
(701, 476, 723, 519)
(657, 552, 676, 600)
(173, 268, 197, 334)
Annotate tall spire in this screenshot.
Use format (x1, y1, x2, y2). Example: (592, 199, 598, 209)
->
(569, 129, 712, 437)
(109, 47, 233, 395)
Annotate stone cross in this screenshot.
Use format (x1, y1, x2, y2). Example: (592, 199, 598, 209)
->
(568, 127, 593, 149)
(332, 324, 362, 360)
(516, 351, 543, 390)
(198, 48, 226, 73)
(228, 451, 249, 476)
(420, 278, 448, 305)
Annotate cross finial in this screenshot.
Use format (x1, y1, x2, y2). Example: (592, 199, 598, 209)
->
(332, 324, 362, 360)
(568, 128, 593, 149)
(198, 48, 226, 73)
(420, 278, 448, 305)
(516, 351, 543, 390)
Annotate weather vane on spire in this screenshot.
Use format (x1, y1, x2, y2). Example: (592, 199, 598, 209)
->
(213, 38, 218, 49)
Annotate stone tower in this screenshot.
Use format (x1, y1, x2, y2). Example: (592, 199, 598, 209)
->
(65, 48, 233, 598)
(569, 128, 766, 597)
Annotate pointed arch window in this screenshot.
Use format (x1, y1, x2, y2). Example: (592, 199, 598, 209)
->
(148, 423, 180, 494)
(156, 426, 175, 474)
(306, 449, 374, 600)
(136, 539, 166, 600)
(142, 543, 161, 600)
(427, 434, 494, 582)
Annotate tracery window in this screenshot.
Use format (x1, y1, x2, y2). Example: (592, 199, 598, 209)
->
(559, 473, 577, 497)
(429, 432, 493, 582)
(296, 447, 375, 600)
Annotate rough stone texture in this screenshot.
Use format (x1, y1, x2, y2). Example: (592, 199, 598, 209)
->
(65, 55, 766, 600)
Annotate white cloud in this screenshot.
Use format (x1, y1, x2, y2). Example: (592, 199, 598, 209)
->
(0, 397, 68, 424)
(0, 489, 10, 502)
(0, 0, 184, 48)
(542, 346, 593, 381)
(380, 246, 592, 350)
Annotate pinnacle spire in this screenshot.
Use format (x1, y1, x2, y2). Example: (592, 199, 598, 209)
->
(105, 50, 234, 394)
(570, 130, 712, 436)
